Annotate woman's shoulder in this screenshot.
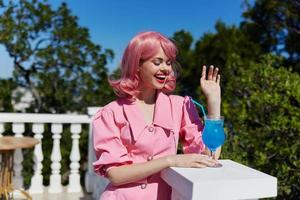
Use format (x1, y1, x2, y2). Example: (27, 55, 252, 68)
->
(168, 94, 184, 101)
(168, 94, 191, 104)
(165, 94, 195, 113)
(93, 99, 124, 120)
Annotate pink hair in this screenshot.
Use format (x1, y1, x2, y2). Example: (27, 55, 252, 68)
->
(109, 31, 178, 98)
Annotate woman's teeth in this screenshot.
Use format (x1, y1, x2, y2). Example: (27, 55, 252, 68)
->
(154, 74, 167, 83)
(155, 75, 166, 80)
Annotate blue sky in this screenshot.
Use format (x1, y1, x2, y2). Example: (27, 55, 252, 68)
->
(0, 0, 246, 78)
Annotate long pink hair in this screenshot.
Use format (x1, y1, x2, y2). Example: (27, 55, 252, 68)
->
(109, 31, 178, 98)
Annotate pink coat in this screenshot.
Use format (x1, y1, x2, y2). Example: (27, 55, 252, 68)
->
(93, 91, 206, 200)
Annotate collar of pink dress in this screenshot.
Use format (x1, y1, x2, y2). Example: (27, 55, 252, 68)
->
(121, 91, 174, 141)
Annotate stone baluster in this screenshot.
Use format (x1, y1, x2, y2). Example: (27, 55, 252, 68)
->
(85, 107, 99, 193)
(48, 123, 63, 193)
(67, 123, 82, 193)
(29, 123, 44, 193)
(12, 123, 25, 189)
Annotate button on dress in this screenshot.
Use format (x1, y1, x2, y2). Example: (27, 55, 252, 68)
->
(93, 91, 206, 200)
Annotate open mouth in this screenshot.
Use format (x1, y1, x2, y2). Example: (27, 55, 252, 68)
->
(154, 74, 167, 83)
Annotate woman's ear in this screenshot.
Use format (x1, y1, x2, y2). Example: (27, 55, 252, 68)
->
(139, 59, 145, 67)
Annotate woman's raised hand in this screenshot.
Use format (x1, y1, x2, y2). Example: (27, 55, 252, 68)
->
(166, 154, 218, 168)
(200, 65, 221, 102)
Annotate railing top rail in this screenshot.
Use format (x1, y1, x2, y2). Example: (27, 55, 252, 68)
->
(0, 112, 92, 124)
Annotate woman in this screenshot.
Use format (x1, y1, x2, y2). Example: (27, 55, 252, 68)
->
(93, 31, 222, 199)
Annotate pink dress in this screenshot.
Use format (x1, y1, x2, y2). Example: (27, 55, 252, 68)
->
(93, 91, 206, 200)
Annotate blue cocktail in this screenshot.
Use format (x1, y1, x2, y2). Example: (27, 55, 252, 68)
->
(191, 99, 226, 167)
(202, 116, 225, 166)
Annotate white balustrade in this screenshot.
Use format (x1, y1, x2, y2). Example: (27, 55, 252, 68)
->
(0, 113, 90, 123)
(67, 123, 82, 192)
(85, 107, 100, 193)
(0, 112, 92, 197)
(29, 123, 45, 193)
(12, 123, 25, 189)
(48, 123, 63, 193)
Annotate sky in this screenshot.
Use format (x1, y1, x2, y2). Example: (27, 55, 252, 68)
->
(0, 0, 246, 78)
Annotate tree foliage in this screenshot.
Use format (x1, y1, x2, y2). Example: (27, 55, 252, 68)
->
(222, 54, 300, 198)
(0, 0, 114, 113)
(0, 78, 16, 111)
(171, 30, 196, 96)
(241, 0, 300, 72)
(172, 12, 300, 199)
(0, 0, 115, 188)
(172, 22, 261, 104)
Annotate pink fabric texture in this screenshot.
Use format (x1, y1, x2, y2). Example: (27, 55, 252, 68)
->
(93, 91, 206, 200)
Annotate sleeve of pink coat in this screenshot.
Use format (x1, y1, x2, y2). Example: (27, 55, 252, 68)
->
(180, 96, 206, 154)
(92, 108, 133, 177)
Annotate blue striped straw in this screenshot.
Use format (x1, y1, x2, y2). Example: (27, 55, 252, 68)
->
(191, 98, 207, 118)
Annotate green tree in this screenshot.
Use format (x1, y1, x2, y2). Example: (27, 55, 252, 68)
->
(172, 22, 261, 103)
(173, 20, 300, 198)
(171, 30, 196, 96)
(0, 0, 116, 187)
(0, 78, 16, 112)
(222, 54, 300, 198)
(0, 0, 114, 113)
(241, 0, 300, 73)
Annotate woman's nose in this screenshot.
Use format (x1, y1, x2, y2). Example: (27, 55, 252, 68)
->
(160, 64, 170, 74)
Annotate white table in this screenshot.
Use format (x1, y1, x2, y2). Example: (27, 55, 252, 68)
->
(161, 160, 277, 200)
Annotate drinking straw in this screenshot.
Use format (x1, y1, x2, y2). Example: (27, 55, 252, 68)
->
(191, 98, 206, 118)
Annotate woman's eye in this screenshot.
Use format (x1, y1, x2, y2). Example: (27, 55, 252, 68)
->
(166, 61, 172, 65)
(153, 62, 161, 66)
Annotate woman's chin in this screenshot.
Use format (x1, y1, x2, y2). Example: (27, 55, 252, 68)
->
(155, 83, 166, 90)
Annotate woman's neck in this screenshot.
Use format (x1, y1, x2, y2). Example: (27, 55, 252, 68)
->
(135, 89, 157, 104)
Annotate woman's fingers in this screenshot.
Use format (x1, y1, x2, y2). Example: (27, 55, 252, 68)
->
(213, 67, 219, 82)
(201, 65, 206, 81)
(171, 154, 219, 168)
(191, 162, 206, 168)
(197, 157, 218, 167)
(217, 74, 221, 85)
(207, 65, 214, 80)
(205, 65, 219, 82)
(192, 154, 218, 167)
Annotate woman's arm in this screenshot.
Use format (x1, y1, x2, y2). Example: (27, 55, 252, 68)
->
(200, 65, 222, 159)
(107, 154, 218, 186)
(201, 65, 221, 117)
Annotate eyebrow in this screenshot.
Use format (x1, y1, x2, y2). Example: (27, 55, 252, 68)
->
(152, 57, 170, 61)
(152, 57, 163, 61)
